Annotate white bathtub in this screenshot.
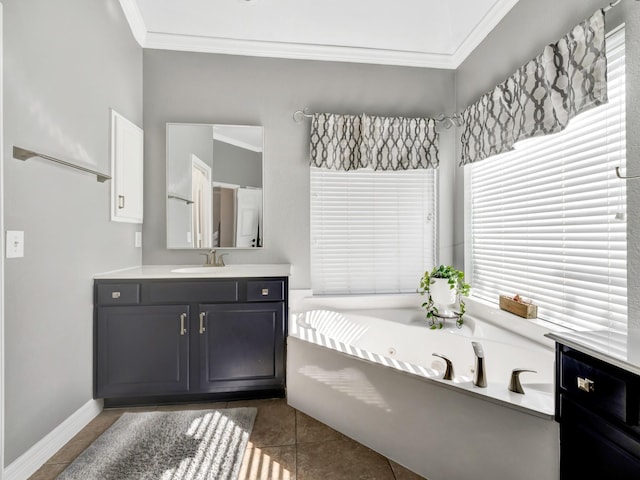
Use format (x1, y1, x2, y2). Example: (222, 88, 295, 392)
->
(286, 294, 560, 480)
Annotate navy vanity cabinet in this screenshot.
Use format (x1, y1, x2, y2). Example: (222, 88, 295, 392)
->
(198, 303, 285, 392)
(94, 277, 288, 404)
(555, 344, 640, 479)
(95, 304, 190, 398)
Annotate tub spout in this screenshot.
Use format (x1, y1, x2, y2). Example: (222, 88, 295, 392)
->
(471, 342, 487, 388)
(432, 353, 455, 380)
(508, 369, 537, 394)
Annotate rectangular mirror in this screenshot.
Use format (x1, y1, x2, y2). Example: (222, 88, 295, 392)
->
(166, 123, 264, 249)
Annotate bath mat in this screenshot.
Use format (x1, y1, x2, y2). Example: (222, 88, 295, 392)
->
(57, 407, 257, 480)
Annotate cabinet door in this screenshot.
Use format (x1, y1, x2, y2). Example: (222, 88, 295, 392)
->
(560, 397, 640, 479)
(197, 303, 284, 393)
(110, 109, 143, 223)
(96, 305, 189, 398)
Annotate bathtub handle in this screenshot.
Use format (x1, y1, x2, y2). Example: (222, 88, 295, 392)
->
(432, 353, 455, 380)
(508, 369, 537, 394)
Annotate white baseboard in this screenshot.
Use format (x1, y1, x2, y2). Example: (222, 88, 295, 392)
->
(3, 399, 103, 480)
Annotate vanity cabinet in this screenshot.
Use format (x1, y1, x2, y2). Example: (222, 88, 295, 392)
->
(94, 276, 287, 404)
(555, 344, 640, 479)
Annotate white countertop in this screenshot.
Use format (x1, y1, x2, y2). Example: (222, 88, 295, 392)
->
(94, 264, 291, 279)
(546, 330, 640, 377)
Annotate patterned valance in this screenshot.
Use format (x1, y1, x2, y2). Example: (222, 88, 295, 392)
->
(310, 113, 439, 171)
(460, 9, 607, 166)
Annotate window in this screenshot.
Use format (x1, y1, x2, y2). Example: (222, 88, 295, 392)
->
(311, 168, 437, 295)
(466, 26, 626, 332)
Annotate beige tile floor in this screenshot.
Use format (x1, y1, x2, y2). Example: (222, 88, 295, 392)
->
(28, 398, 427, 480)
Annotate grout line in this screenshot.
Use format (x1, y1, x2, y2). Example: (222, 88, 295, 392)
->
(294, 409, 299, 480)
(387, 458, 398, 480)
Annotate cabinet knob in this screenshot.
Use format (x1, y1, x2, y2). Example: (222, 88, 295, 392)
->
(111, 291, 121, 299)
(118, 195, 125, 209)
(199, 312, 206, 334)
(180, 313, 187, 336)
(577, 376, 595, 393)
(261, 288, 269, 296)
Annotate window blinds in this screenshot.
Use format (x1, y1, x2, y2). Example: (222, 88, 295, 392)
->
(467, 26, 626, 333)
(311, 168, 437, 294)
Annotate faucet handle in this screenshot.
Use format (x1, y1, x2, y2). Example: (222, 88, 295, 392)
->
(508, 368, 537, 394)
(432, 353, 455, 380)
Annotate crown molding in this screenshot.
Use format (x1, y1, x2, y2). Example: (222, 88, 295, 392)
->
(143, 32, 458, 69)
(119, 0, 147, 46)
(121, 0, 520, 69)
(450, 0, 521, 67)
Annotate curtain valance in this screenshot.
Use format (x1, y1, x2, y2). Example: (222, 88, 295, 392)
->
(460, 9, 608, 166)
(310, 113, 439, 171)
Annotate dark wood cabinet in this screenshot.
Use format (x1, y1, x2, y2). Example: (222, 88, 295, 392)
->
(94, 277, 287, 405)
(555, 344, 640, 479)
(96, 305, 190, 398)
(198, 303, 284, 392)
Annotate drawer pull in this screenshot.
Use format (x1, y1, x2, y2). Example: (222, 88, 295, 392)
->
(180, 313, 187, 336)
(199, 312, 206, 334)
(262, 288, 269, 296)
(577, 376, 595, 393)
(111, 291, 121, 299)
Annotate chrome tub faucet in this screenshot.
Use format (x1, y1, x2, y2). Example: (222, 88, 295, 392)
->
(472, 342, 487, 388)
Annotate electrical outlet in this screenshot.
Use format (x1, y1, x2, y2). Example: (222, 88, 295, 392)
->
(135, 231, 142, 248)
(6, 230, 25, 258)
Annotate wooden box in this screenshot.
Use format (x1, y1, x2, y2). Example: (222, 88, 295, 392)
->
(499, 295, 538, 319)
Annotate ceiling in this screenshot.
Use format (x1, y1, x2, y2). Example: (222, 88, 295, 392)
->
(119, 0, 520, 68)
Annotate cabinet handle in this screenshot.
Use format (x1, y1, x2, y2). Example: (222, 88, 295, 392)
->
(118, 195, 125, 209)
(180, 313, 187, 336)
(577, 376, 595, 393)
(262, 288, 269, 296)
(199, 312, 206, 334)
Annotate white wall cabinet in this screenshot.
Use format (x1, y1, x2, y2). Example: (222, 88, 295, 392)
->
(110, 109, 143, 223)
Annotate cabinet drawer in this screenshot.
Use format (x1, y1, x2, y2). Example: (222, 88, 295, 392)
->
(247, 280, 285, 302)
(147, 281, 238, 303)
(561, 352, 636, 425)
(97, 283, 140, 305)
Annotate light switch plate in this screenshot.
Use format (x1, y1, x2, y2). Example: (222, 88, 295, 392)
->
(135, 231, 142, 248)
(6, 230, 25, 258)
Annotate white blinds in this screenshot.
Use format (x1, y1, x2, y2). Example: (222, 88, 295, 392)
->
(467, 26, 626, 333)
(311, 168, 437, 294)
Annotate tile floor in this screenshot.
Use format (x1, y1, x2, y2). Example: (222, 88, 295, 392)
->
(28, 398, 427, 480)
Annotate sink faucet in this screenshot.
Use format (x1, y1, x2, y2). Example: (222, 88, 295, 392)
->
(201, 249, 227, 267)
(471, 342, 487, 388)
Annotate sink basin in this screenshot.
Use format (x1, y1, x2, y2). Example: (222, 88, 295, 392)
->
(171, 266, 226, 274)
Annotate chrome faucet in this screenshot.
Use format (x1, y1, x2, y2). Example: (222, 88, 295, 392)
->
(471, 342, 487, 388)
(508, 369, 537, 394)
(432, 353, 455, 380)
(201, 249, 227, 267)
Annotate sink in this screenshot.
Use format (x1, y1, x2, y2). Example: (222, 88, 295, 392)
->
(171, 266, 226, 274)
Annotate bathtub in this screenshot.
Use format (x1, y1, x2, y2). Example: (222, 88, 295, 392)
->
(286, 294, 560, 480)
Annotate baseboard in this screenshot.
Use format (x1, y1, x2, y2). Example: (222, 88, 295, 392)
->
(3, 399, 103, 480)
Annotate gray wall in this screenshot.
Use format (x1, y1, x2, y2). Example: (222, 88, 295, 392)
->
(213, 140, 262, 188)
(142, 50, 457, 288)
(3, 0, 142, 465)
(453, 0, 640, 328)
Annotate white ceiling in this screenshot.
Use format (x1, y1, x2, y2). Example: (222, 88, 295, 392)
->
(119, 0, 520, 68)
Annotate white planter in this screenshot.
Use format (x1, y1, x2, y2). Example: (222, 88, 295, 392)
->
(430, 278, 457, 314)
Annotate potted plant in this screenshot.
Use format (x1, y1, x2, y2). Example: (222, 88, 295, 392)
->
(418, 265, 471, 329)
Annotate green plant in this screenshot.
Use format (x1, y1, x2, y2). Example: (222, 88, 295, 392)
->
(418, 265, 471, 329)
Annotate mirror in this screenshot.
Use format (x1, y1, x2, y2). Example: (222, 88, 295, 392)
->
(166, 123, 264, 249)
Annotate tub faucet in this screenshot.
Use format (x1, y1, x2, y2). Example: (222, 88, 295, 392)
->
(432, 353, 455, 380)
(508, 369, 537, 394)
(471, 342, 487, 388)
